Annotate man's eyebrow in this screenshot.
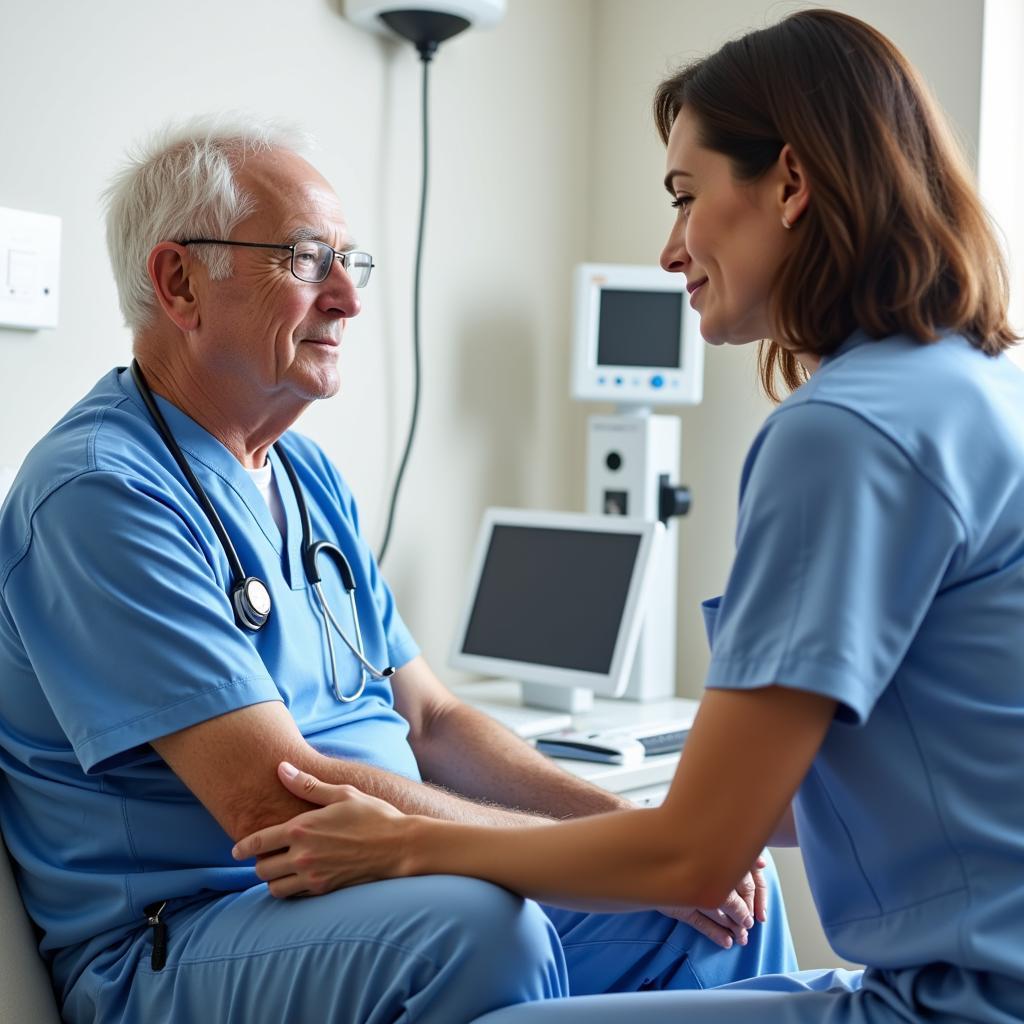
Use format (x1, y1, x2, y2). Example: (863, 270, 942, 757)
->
(663, 170, 692, 194)
(286, 225, 357, 251)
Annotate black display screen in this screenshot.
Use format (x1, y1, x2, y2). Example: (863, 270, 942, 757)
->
(461, 525, 641, 674)
(596, 288, 683, 368)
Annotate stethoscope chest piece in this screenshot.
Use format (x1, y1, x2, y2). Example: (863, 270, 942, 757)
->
(233, 577, 272, 632)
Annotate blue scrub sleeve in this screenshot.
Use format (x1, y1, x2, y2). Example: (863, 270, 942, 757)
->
(705, 402, 965, 723)
(4, 469, 281, 773)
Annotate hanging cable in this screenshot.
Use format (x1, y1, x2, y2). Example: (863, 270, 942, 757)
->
(378, 53, 431, 565)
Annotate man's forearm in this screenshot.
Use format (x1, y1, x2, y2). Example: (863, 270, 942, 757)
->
(408, 702, 632, 820)
(297, 747, 552, 826)
(153, 697, 549, 843)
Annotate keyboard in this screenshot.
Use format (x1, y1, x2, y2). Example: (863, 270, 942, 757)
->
(536, 719, 691, 764)
(636, 728, 688, 756)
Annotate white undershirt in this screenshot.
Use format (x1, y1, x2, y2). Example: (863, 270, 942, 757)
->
(247, 460, 287, 539)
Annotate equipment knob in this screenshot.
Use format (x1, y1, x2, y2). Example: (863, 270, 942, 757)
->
(658, 476, 692, 523)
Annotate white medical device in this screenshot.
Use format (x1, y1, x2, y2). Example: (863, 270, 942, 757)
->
(571, 263, 704, 407)
(571, 263, 703, 703)
(450, 508, 663, 712)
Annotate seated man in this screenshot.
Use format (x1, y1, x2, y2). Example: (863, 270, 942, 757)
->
(0, 116, 795, 1024)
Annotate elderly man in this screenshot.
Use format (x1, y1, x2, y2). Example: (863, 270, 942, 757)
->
(0, 117, 795, 1023)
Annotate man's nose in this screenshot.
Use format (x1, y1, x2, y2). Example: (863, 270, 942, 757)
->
(318, 257, 361, 318)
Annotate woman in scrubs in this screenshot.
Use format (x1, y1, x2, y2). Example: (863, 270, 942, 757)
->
(234, 10, 1024, 1022)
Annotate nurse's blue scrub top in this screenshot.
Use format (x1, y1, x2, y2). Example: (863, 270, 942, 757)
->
(0, 368, 420, 963)
(702, 332, 1024, 1013)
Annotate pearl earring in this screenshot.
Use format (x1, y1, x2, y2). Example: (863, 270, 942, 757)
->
(781, 214, 792, 230)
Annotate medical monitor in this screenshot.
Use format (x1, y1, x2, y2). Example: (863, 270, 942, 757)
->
(450, 508, 662, 699)
(571, 263, 704, 406)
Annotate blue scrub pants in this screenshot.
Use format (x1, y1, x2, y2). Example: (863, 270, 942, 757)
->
(58, 859, 796, 1024)
(470, 964, 1024, 1023)
(471, 970, 869, 1024)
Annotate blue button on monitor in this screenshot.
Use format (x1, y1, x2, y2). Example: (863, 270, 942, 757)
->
(650, 374, 664, 389)
(614, 376, 623, 385)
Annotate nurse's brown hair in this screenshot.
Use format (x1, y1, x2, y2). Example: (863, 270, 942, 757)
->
(653, 9, 1017, 400)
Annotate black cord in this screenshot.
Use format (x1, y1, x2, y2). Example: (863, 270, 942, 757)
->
(378, 54, 430, 565)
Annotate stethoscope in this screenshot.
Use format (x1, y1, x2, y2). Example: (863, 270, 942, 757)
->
(130, 360, 395, 703)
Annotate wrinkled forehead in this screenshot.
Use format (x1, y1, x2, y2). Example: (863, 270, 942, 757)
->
(234, 148, 350, 244)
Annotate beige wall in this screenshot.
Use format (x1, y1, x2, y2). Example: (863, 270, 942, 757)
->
(0, 0, 991, 977)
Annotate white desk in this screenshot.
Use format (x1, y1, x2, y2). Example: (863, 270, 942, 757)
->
(456, 681, 698, 805)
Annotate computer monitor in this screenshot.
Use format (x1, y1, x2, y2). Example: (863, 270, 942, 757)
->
(571, 262, 704, 406)
(449, 508, 662, 702)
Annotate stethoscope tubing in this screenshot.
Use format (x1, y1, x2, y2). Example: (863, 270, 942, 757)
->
(129, 360, 395, 700)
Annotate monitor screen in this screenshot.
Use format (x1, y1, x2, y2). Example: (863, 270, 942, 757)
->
(460, 524, 641, 674)
(596, 288, 683, 369)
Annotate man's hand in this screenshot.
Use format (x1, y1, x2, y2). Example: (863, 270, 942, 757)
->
(656, 856, 768, 949)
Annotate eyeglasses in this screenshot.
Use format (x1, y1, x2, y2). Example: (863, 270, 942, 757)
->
(179, 238, 375, 287)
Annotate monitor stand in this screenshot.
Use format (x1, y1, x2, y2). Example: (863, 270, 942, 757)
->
(521, 680, 594, 713)
(459, 680, 576, 738)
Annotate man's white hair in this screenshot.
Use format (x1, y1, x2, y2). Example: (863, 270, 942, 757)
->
(103, 114, 310, 333)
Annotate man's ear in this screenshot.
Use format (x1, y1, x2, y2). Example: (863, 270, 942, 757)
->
(777, 143, 810, 228)
(147, 243, 200, 331)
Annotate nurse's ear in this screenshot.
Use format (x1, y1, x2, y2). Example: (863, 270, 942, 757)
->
(147, 243, 201, 332)
(775, 143, 811, 229)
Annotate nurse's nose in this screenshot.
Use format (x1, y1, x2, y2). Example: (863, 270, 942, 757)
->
(660, 220, 690, 275)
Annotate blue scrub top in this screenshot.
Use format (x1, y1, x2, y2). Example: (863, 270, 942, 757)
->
(0, 368, 420, 961)
(701, 332, 1024, 994)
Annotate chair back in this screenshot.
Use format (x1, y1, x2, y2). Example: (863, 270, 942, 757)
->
(0, 835, 61, 1023)
(1, 463, 61, 1020)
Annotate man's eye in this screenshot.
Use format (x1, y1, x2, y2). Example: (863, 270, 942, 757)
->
(295, 250, 318, 263)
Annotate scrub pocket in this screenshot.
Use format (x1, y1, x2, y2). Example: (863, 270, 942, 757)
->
(700, 596, 722, 649)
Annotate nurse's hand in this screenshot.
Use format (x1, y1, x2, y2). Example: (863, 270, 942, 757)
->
(657, 856, 768, 949)
(231, 762, 408, 897)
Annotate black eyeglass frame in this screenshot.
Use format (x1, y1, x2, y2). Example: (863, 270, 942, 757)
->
(178, 238, 375, 286)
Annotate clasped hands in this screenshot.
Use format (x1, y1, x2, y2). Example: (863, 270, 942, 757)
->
(232, 762, 768, 951)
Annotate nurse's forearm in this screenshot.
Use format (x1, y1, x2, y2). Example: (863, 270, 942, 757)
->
(388, 686, 837, 911)
(396, 804, 721, 911)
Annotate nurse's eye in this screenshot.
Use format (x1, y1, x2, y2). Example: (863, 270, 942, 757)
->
(671, 194, 693, 212)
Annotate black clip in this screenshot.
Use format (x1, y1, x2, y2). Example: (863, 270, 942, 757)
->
(143, 900, 168, 971)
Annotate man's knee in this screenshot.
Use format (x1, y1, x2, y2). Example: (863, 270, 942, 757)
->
(383, 876, 568, 1023)
(408, 876, 566, 984)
